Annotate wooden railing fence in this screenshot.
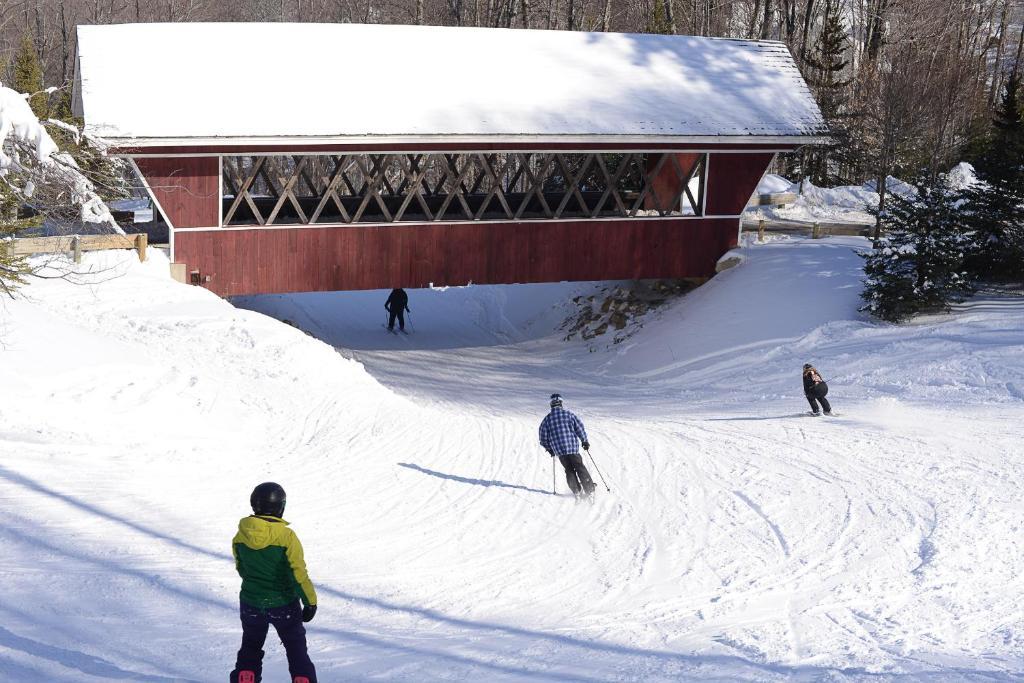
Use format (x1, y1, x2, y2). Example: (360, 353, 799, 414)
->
(6, 233, 148, 263)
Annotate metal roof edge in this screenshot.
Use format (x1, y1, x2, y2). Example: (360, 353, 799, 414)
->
(99, 134, 831, 149)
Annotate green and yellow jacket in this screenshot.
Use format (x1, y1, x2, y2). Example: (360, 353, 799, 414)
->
(232, 515, 317, 609)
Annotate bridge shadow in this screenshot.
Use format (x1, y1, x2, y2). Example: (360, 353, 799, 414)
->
(398, 462, 551, 495)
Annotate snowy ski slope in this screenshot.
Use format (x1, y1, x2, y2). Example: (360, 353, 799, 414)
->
(1, 235, 1022, 681)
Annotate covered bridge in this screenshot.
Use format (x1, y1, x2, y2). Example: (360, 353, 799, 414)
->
(73, 22, 826, 296)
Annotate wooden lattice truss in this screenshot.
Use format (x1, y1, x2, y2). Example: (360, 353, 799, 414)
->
(222, 152, 706, 226)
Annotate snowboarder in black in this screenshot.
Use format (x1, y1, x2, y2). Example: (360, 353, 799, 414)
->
(539, 393, 597, 502)
(385, 288, 410, 332)
(230, 483, 318, 683)
(803, 363, 832, 416)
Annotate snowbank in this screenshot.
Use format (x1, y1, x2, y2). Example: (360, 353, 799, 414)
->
(755, 173, 795, 194)
(744, 166, 970, 226)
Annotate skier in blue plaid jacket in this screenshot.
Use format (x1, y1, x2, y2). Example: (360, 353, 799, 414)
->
(539, 394, 597, 500)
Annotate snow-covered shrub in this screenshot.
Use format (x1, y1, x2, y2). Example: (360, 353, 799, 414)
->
(860, 174, 977, 322)
(0, 83, 126, 296)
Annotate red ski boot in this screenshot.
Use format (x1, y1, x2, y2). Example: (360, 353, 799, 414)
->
(293, 678, 311, 683)
(238, 672, 256, 683)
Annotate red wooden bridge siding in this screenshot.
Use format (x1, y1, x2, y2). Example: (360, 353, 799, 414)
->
(705, 152, 775, 215)
(135, 156, 219, 228)
(173, 218, 740, 297)
(138, 149, 779, 296)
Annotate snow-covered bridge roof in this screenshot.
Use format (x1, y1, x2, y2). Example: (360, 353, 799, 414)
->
(73, 22, 826, 147)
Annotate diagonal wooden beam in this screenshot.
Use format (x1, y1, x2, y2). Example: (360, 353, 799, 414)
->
(629, 153, 670, 216)
(553, 153, 595, 218)
(310, 156, 355, 224)
(352, 154, 394, 222)
(393, 154, 434, 221)
(223, 156, 267, 226)
(435, 154, 476, 220)
(265, 156, 311, 225)
(474, 153, 514, 220)
(514, 153, 555, 219)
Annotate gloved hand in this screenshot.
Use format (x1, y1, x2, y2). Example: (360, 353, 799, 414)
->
(545, 448, 554, 456)
(406, 307, 411, 313)
(302, 604, 317, 622)
(582, 441, 590, 451)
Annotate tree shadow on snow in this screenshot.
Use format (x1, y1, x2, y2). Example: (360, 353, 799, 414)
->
(0, 464, 1014, 682)
(398, 462, 551, 495)
(705, 413, 811, 421)
(0, 626, 187, 682)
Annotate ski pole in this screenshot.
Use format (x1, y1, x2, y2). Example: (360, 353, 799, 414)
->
(552, 457, 556, 495)
(585, 448, 611, 492)
(408, 310, 415, 332)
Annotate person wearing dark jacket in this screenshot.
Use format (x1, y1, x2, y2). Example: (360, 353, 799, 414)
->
(385, 288, 410, 332)
(539, 394, 597, 501)
(803, 364, 832, 416)
(230, 483, 318, 683)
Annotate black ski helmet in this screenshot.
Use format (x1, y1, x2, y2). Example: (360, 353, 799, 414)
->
(550, 393, 563, 408)
(250, 482, 286, 517)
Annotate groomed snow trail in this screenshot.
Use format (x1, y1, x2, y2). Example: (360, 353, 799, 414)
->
(1, 237, 1022, 681)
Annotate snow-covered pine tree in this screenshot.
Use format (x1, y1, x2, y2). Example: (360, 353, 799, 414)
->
(861, 174, 977, 322)
(960, 69, 1024, 283)
(0, 190, 33, 297)
(0, 83, 126, 297)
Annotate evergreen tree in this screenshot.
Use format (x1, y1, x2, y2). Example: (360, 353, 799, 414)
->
(645, 0, 672, 34)
(11, 34, 47, 119)
(960, 69, 1024, 282)
(803, 0, 851, 185)
(0, 207, 31, 298)
(861, 174, 977, 322)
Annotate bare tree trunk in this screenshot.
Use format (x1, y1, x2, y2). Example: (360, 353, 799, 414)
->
(1015, 13, 1024, 71)
(522, 0, 531, 28)
(873, 170, 886, 245)
(798, 0, 815, 63)
(759, 0, 772, 39)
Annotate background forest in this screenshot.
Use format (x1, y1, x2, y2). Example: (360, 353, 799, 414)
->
(0, 0, 1021, 318)
(2, 0, 1022, 187)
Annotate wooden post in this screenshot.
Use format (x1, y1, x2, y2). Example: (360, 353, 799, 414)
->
(134, 233, 148, 262)
(72, 236, 81, 264)
(758, 219, 765, 242)
(812, 222, 821, 239)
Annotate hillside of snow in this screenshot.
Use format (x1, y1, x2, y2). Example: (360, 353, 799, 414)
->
(1, 236, 1022, 681)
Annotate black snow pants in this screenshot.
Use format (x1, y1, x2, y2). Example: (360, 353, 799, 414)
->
(806, 382, 831, 414)
(387, 308, 406, 331)
(558, 453, 596, 496)
(230, 600, 317, 683)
